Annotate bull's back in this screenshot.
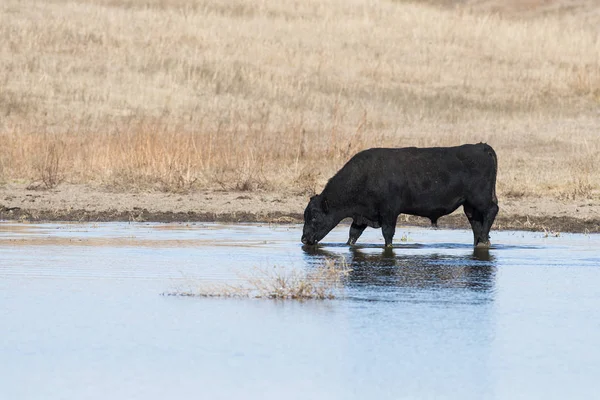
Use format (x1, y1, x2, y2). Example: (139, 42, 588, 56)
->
(325, 144, 496, 211)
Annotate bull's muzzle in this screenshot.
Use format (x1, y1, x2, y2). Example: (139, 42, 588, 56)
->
(301, 236, 317, 246)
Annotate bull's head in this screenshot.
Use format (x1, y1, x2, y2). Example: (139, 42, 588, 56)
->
(301, 194, 337, 245)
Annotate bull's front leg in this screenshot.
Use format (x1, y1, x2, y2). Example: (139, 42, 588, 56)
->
(347, 222, 367, 245)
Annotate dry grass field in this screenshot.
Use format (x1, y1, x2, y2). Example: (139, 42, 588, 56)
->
(1, 0, 599, 201)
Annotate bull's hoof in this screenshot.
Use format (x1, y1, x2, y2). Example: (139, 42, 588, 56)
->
(383, 246, 395, 256)
(347, 239, 357, 246)
(475, 240, 491, 249)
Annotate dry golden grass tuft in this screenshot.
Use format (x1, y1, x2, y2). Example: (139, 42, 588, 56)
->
(1, 0, 599, 199)
(172, 258, 352, 300)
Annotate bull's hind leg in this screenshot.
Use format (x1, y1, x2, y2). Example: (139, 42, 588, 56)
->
(347, 222, 367, 245)
(480, 202, 499, 247)
(464, 202, 499, 247)
(464, 203, 484, 247)
(381, 215, 398, 248)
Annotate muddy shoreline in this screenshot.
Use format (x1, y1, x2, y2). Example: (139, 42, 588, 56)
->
(1, 205, 599, 234)
(1, 184, 599, 233)
(1, 206, 599, 233)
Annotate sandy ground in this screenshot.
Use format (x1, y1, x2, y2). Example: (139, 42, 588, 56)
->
(1, 183, 600, 233)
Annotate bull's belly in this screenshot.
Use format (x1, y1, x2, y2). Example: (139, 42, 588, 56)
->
(400, 200, 464, 220)
(353, 214, 381, 228)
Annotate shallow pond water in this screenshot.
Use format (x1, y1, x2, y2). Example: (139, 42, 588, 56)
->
(1, 222, 599, 399)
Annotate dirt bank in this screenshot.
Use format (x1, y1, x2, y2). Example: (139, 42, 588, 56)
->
(1, 184, 599, 233)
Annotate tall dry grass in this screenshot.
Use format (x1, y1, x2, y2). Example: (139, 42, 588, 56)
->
(1, 0, 599, 198)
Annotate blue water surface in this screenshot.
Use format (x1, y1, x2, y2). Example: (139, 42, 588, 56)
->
(1, 222, 599, 400)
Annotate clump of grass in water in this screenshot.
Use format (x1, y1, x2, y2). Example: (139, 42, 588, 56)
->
(171, 258, 351, 300)
(542, 227, 561, 238)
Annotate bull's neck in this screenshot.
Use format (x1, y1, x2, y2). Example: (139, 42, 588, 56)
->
(321, 186, 353, 218)
(323, 198, 353, 225)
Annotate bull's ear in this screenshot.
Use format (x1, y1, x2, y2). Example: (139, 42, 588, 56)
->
(322, 197, 329, 213)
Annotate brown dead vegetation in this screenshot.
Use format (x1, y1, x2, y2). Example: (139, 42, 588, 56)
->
(0, 0, 599, 200)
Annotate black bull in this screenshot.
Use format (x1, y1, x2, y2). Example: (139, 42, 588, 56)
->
(301, 143, 499, 248)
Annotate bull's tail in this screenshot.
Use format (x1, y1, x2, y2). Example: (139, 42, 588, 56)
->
(482, 143, 498, 203)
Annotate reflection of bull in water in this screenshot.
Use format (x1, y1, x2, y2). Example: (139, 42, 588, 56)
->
(302, 245, 496, 292)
